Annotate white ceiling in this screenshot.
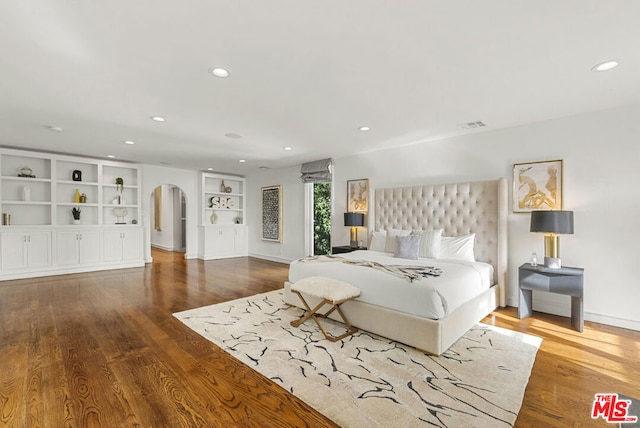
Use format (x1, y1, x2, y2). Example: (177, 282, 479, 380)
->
(1, 1, 638, 175)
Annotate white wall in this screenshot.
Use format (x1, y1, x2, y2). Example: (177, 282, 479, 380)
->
(246, 165, 306, 263)
(246, 103, 640, 331)
(142, 165, 199, 261)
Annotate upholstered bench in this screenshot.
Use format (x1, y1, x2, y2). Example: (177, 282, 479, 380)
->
(290, 276, 361, 342)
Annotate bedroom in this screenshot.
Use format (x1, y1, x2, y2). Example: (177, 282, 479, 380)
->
(1, 1, 640, 426)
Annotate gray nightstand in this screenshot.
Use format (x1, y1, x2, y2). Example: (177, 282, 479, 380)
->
(518, 263, 584, 332)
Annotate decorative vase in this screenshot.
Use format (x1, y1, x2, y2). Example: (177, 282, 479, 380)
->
(73, 219, 81, 225)
(210, 212, 218, 224)
(22, 186, 31, 201)
(220, 180, 226, 192)
(74, 189, 81, 203)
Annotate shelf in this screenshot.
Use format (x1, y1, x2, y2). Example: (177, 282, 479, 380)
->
(57, 202, 99, 207)
(205, 191, 243, 198)
(57, 180, 99, 186)
(2, 201, 52, 206)
(2, 176, 51, 183)
(205, 208, 243, 212)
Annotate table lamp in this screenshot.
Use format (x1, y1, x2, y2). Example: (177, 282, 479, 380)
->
(530, 210, 574, 269)
(344, 212, 365, 248)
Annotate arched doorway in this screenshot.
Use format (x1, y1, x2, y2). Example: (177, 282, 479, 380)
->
(150, 184, 186, 253)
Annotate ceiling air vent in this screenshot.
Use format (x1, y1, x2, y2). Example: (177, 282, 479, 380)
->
(459, 121, 487, 129)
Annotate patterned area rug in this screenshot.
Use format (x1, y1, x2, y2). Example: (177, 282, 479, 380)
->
(174, 290, 541, 427)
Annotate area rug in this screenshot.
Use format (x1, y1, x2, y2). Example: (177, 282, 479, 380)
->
(174, 290, 541, 427)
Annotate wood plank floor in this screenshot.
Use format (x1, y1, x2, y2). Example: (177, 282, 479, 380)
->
(1, 248, 639, 427)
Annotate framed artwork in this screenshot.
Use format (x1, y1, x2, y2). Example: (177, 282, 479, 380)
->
(513, 159, 563, 213)
(261, 185, 282, 242)
(347, 178, 369, 213)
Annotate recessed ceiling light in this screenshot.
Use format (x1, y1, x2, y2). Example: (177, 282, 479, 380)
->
(591, 60, 620, 72)
(107, 155, 116, 158)
(239, 159, 246, 163)
(207, 167, 214, 171)
(123, 140, 135, 145)
(359, 126, 371, 132)
(225, 133, 242, 139)
(44, 125, 64, 132)
(209, 67, 230, 78)
(151, 116, 166, 122)
(283, 146, 293, 151)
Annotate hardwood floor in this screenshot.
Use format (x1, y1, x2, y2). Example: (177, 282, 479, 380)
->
(1, 249, 638, 427)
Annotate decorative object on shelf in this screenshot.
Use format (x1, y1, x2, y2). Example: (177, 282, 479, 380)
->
(344, 212, 365, 248)
(220, 180, 226, 192)
(210, 212, 218, 224)
(21, 186, 31, 201)
(261, 185, 282, 242)
(530, 210, 574, 269)
(2, 213, 10, 225)
(71, 207, 81, 225)
(513, 159, 563, 213)
(112, 195, 126, 205)
(132, 219, 138, 224)
(347, 178, 369, 213)
(115, 177, 124, 193)
(18, 166, 35, 178)
(74, 188, 81, 203)
(225, 185, 232, 193)
(72, 170, 82, 181)
(210, 196, 234, 209)
(113, 207, 128, 224)
(80, 193, 87, 203)
(233, 216, 242, 224)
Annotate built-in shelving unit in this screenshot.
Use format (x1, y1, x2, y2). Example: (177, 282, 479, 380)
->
(0, 148, 143, 280)
(199, 172, 247, 259)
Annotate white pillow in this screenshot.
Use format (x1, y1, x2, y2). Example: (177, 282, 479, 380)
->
(439, 233, 476, 262)
(411, 229, 443, 259)
(384, 228, 411, 253)
(394, 235, 421, 260)
(369, 230, 387, 252)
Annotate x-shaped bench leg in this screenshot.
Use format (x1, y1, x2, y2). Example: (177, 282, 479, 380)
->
(290, 290, 358, 342)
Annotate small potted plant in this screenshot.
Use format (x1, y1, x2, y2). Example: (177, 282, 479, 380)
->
(115, 177, 124, 193)
(72, 207, 81, 224)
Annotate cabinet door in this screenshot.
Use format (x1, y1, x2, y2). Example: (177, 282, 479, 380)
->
(103, 230, 123, 262)
(1, 232, 28, 270)
(56, 231, 80, 266)
(78, 230, 100, 265)
(121, 229, 141, 261)
(233, 227, 247, 254)
(27, 232, 52, 268)
(218, 228, 236, 255)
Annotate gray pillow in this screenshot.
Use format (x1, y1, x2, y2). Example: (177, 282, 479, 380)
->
(394, 235, 421, 260)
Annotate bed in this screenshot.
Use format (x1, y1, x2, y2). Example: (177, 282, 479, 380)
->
(284, 178, 508, 355)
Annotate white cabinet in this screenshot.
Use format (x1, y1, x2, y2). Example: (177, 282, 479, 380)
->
(0, 231, 52, 270)
(200, 226, 247, 259)
(56, 230, 100, 267)
(103, 228, 142, 262)
(199, 172, 247, 260)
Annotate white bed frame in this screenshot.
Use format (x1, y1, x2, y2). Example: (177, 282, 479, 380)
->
(284, 178, 508, 355)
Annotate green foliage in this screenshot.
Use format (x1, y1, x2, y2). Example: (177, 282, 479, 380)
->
(313, 182, 332, 255)
(71, 207, 81, 219)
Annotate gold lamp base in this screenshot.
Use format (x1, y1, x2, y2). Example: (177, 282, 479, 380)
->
(544, 234, 561, 269)
(350, 227, 358, 248)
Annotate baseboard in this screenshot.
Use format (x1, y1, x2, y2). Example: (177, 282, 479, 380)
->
(513, 296, 640, 332)
(248, 252, 293, 264)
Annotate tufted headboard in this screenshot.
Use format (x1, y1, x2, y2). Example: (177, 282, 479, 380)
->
(374, 178, 507, 306)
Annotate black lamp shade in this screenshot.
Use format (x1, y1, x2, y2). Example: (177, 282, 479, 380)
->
(530, 210, 574, 234)
(344, 212, 365, 227)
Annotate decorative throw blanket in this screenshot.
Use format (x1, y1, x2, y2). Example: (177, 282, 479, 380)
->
(298, 255, 442, 282)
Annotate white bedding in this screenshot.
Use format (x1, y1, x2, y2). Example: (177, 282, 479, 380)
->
(288, 250, 493, 320)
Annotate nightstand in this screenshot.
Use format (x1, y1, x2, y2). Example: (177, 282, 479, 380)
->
(518, 263, 584, 332)
(331, 246, 367, 254)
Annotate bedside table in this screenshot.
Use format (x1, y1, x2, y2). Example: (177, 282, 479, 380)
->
(518, 263, 584, 332)
(331, 246, 367, 254)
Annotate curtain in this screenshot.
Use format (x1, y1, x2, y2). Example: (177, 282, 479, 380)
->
(300, 158, 333, 183)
